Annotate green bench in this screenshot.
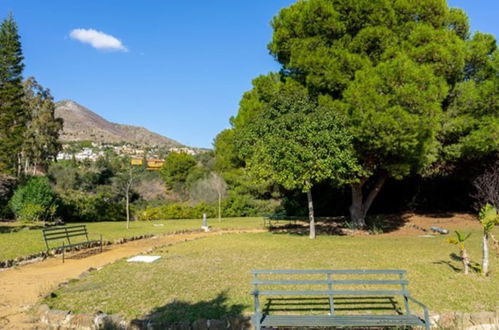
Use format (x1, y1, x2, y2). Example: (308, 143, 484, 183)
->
(251, 269, 430, 329)
(42, 225, 103, 263)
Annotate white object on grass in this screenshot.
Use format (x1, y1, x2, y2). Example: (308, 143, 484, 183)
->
(127, 255, 161, 263)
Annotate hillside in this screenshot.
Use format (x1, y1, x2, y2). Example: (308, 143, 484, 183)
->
(55, 100, 183, 148)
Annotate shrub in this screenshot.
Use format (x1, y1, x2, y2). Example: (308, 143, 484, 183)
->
(222, 193, 280, 217)
(9, 176, 57, 222)
(137, 203, 217, 220)
(57, 190, 125, 222)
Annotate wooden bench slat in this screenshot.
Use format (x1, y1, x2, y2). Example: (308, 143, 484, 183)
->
(259, 315, 424, 327)
(42, 225, 86, 232)
(255, 290, 409, 296)
(252, 269, 406, 275)
(252, 279, 409, 286)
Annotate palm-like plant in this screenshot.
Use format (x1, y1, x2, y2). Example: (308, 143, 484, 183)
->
(478, 204, 499, 276)
(447, 231, 472, 275)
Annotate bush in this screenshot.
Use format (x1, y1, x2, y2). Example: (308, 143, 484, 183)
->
(137, 203, 217, 220)
(222, 192, 280, 217)
(9, 176, 57, 222)
(57, 190, 125, 222)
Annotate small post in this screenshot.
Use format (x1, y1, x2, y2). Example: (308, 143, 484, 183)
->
(201, 213, 209, 232)
(62, 241, 65, 263)
(327, 273, 334, 315)
(100, 234, 103, 253)
(400, 273, 410, 315)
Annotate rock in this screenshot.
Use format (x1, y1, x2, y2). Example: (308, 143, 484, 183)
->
(35, 303, 50, 318)
(228, 317, 251, 330)
(207, 319, 226, 330)
(103, 314, 127, 329)
(192, 318, 208, 330)
(470, 311, 497, 324)
(93, 311, 108, 328)
(43, 309, 72, 327)
(172, 321, 191, 329)
(69, 313, 95, 329)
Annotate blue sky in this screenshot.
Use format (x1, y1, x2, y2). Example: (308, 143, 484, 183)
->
(0, 1, 497, 148)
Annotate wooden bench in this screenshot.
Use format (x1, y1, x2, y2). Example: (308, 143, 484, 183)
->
(251, 269, 430, 330)
(42, 225, 103, 262)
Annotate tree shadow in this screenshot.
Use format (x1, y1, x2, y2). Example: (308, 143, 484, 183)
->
(261, 296, 403, 315)
(129, 291, 247, 329)
(433, 260, 461, 273)
(0, 224, 45, 234)
(267, 214, 411, 236)
(433, 253, 482, 274)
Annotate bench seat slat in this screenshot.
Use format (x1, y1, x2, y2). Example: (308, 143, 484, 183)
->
(252, 269, 406, 275)
(42, 225, 86, 232)
(259, 315, 424, 327)
(255, 290, 408, 296)
(252, 279, 408, 286)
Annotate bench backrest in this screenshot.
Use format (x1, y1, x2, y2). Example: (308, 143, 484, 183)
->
(42, 225, 90, 250)
(252, 269, 411, 315)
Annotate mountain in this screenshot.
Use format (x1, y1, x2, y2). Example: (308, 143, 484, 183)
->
(54, 100, 183, 148)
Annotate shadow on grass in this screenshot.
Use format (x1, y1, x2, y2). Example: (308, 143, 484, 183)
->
(129, 291, 247, 328)
(267, 214, 411, 236)
(0, 224, 45, 234)
(433, 253, 482, 274)
(262, 296, 403, 315)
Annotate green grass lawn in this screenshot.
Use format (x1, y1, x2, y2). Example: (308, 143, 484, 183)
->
(44, 228, 499, 322)
(0, 217, 264, 261)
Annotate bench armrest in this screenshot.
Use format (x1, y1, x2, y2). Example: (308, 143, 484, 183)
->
(407, 296, 430, 328)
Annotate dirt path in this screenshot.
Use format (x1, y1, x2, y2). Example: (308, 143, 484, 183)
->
(0, 229, 263, 329)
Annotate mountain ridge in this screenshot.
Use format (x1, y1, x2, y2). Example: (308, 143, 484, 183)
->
(55, 100, 184, 148)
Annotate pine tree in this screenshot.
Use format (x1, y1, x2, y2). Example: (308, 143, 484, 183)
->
(0, 14, 26, 175)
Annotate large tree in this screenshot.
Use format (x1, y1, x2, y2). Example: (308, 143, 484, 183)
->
(22, 77, 63, 175)
(0, 14, 26, 175)
(266, 0, 496, 226)
(238, 81, 359, 238)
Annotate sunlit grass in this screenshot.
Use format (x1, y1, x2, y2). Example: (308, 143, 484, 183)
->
(45, 227, 499, 321)
(0, 217, 264, 261)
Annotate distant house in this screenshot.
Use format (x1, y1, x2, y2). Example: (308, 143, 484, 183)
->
(130, 158, 164, 170)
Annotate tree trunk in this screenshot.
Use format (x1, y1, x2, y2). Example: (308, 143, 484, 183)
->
(349, 182, 365, 228)
(483, 233, 489, 276)
(218, 191, 222, 222)
(306, 187, 316, 239)
(461, 248, 470, 275)
(349, 172, 388, 228)
(125, 185, 130, 230)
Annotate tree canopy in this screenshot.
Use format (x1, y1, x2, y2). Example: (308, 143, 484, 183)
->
(216, 0, 499, 226)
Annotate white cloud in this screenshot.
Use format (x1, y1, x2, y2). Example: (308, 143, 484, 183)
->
(69, 28, 127, 52)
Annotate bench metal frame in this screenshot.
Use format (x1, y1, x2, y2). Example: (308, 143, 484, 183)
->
(42, 225, 103, 263)
(251, 269, 429, 329)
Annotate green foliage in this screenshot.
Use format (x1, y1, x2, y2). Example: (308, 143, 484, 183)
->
(9, 176, 56, 222)
(22, 77, 63, 173)
(238, 79, 360, 192)
(331, 54, 447, 178)
(0, 14, 26, 174)
(447, 230, 472, 247)
(137, 203, 217, 221)
(222, 192, 280, 217)
(479, 203, 499, 234)
(213, 129, 242, 171)
(57, 190, 125, 222)
(160, 152, 197, 192)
